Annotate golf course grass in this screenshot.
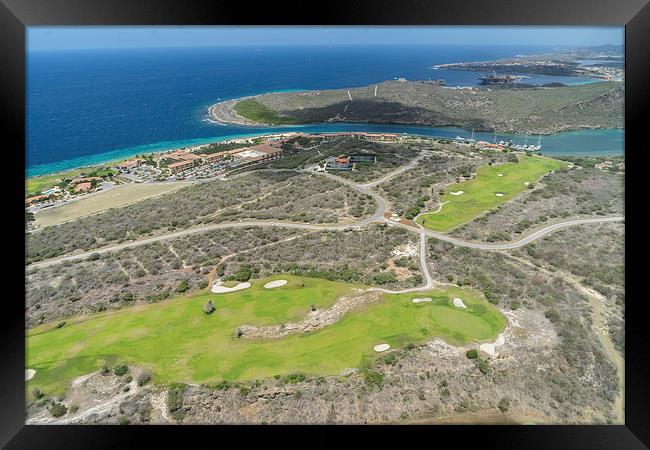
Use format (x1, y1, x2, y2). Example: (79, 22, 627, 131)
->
(26, 275, 506, 397)
(417, 155, 567, 232)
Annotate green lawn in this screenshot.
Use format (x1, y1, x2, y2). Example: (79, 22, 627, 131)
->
(417, 155, 568, 232)
(26, 275, 505, 396)
(26, 167, 117, 196)
(234, 98, 301, 124)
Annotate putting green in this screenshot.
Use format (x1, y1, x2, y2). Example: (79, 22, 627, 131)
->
(417, 155, 567, 232)
(26, 275, 506, 396)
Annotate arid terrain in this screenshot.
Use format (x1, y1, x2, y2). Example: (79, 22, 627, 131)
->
(25, 134, 624, 425)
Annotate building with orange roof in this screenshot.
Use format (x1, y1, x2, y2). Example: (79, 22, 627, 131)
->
(74, 182, 93, 193)
(167, 150, 202, 161)
(116, 158, 143, 170)
(25, 194, 48, 206)
(168, 160, 195, 173)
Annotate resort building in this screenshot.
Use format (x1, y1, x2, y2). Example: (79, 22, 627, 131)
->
(168, 160, 196, 173)
(74, 182, 93, 193)
(116, 158, 144, 170)
(70, 177, 103, 184)
(231, 141, 284, 163)
(202, 152, 227, 163)
(325, 155, 353, 171)
(166, 150, 203, 162)
(25, 194, 49, 206)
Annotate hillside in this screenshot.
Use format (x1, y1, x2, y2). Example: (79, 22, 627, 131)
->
(211, 80, 624, 134)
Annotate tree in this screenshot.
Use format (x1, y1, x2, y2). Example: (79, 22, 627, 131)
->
(203, 300, 216, 315)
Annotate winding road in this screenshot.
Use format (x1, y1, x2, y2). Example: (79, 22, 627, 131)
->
(29, 154, 623, 270)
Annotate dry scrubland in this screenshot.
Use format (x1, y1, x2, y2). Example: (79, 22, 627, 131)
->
(424, 234, 621, 423)
(235, 80, 623, 134)
(26, 170, 372, 263)
(26, 225, 420, 326)
(450, 159, 624, 242)
(24, 135, 623, 425)
(512, 222, 624, 353)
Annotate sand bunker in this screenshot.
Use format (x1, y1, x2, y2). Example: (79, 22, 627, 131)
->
(479, 334, 506, 356)
(25, 369, 36, 381)
(495, 193, 504, 197)
(412, 297, 433, 304)
(374, 343, 391, 352)
(264, 279, 288, 289)
(211, 282, 251, 294)
(452, 297, 467, 308)
(449, 191, 464, 196)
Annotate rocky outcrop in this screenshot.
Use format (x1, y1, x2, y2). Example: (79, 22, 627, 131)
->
(238, 291, 382, 339)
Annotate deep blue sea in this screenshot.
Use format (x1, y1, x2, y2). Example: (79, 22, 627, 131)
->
(26, 45, 623, 177)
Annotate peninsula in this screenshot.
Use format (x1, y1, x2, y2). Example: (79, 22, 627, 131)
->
(209, 80, 623, 134)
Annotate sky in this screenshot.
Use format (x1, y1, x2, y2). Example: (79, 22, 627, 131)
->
(27, 26, 624, 52)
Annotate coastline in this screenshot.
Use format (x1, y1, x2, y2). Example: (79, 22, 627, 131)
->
(27, 125, 625, 181)
(207, 97, 267, 127)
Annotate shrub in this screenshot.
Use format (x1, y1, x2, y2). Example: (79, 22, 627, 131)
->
(382, 354, 398, 366)
(176, 280, 189, 293)
(465, 349, 478, 359)
(545, 309, 561, 324)
(56, 321, 66, 329)
(233, 265, 253, 282)
(68, 404, 79, 414)
(113, 365, 129, 376)
(282, 373, 306, 384)
(117, 416, 130, 425)
(361, 369, 384, 389)
(49, 403, 67, 418)
(498, 397, 510, 412)
(477, 358, 490, 374)
(124, 375, 133, 383)
(100, 366, 110, 376)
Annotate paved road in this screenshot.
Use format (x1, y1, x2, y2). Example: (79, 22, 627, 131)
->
(29, 156, 624, 269)
(392, 215, 624, 250)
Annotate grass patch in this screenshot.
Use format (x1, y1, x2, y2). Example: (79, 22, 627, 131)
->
(234, 99, 301, 125)
(417, 155, 567, 232)
(26, 166, 118, 196)
(34, 182, 191, 228)
(26, 275, 505, 396)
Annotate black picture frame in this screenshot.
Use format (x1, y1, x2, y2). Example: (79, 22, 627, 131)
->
(2, 0, 647, 448)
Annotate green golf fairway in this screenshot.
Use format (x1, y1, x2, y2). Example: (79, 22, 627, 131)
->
(417, 155, 567, 232)
(26, 275, 506, 396)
